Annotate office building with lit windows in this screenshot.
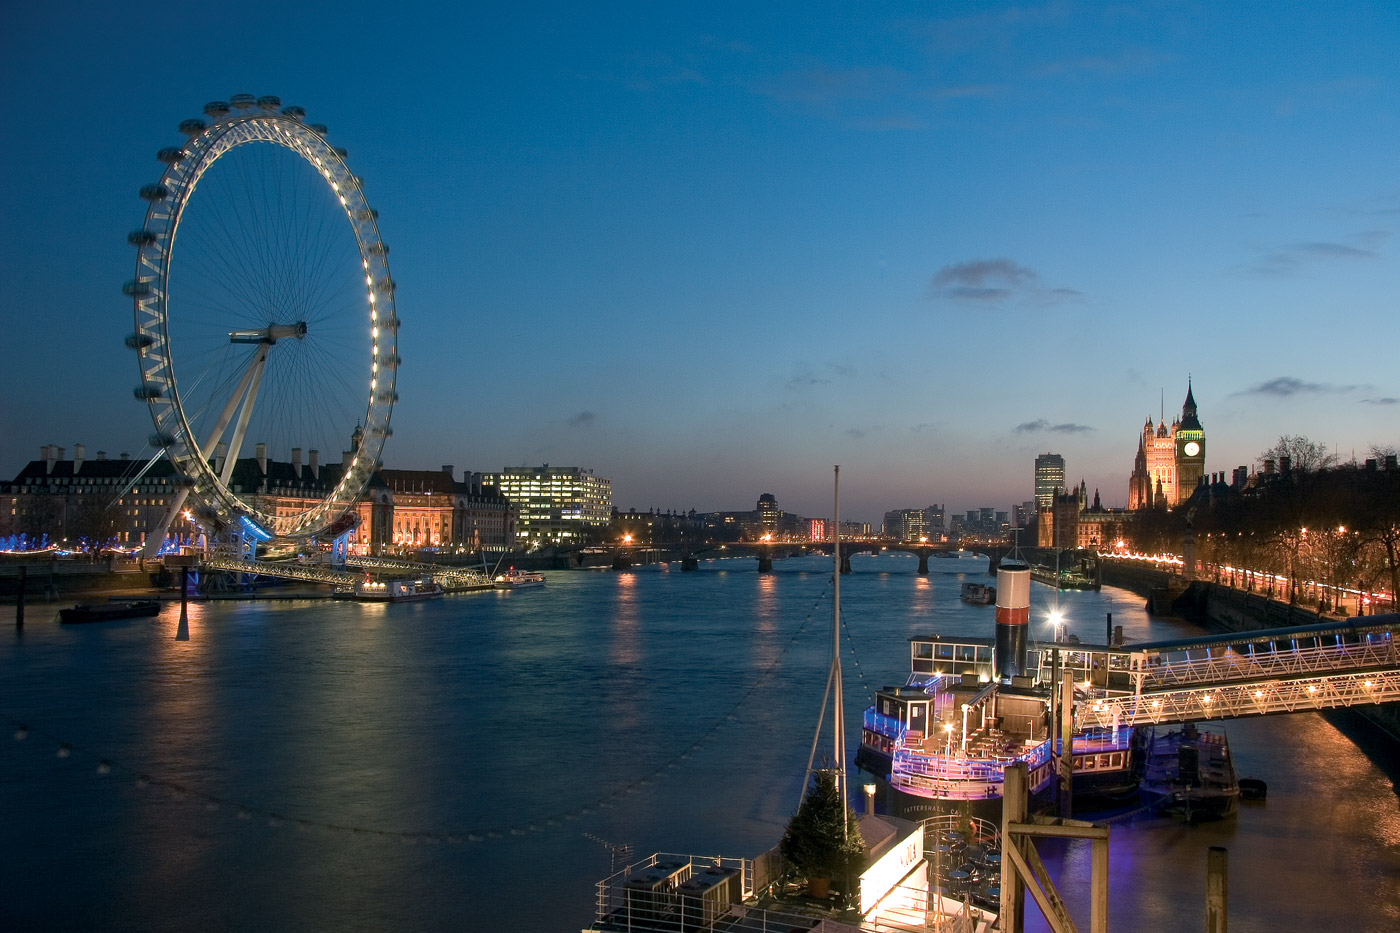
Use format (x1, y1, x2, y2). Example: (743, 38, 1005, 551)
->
(479, 465, 612, 546)
(1034, 453, 1065, 510)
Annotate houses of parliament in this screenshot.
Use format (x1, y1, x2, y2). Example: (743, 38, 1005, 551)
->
(1128, 381, 1206, 509)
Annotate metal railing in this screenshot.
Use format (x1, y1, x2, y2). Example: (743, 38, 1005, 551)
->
(1079, 667, 1400, 730)
(200, 554, 358, 586)
(1138, 635, 1398, 689)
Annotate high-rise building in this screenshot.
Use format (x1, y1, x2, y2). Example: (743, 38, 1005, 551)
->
(1034, 453, 1065, 510)
(480, 465, 611, 545)
(1128, 380, 1207, 509)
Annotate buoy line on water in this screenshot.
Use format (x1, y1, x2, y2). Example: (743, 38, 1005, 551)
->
(2, 575, 842, 843)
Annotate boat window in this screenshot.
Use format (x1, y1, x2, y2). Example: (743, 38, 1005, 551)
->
(913, 643, 933, 659)
(935, 644, 954, 661)
(955, 645, 975, 662)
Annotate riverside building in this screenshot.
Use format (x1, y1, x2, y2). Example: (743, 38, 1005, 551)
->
(479, 465, 611, 546)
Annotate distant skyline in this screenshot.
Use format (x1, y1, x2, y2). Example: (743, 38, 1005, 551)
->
(3, 2, 1397, 525)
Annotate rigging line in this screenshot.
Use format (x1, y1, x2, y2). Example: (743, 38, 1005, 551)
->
(839, 612, 875, 704)
(0, 577, 841, 842)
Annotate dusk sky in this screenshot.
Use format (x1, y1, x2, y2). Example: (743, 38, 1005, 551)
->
(3, 2, 1398, 524)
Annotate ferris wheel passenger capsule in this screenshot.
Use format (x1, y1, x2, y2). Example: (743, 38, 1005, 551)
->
(124, 333, 155, 350)
(229, 93, 256, 109)
(203, 101, 230, 118)
(256, 95, 281, 111)
(280, 105, 306, 121)
(133, 385, 163, 400)
(156, 147, 185, 164)
(122, 280, 153, 297)
(307, 124, 329, 136)
(178, 118, 206, 137)
(128, 229, 158, 246)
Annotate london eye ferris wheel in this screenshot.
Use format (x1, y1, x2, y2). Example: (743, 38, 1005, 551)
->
(125, 94, 398, 545)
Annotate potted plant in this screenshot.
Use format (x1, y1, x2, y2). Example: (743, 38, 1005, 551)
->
(780, 769, 866, 900)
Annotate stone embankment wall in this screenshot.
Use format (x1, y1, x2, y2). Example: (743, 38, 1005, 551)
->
(0, 561, 155, 601)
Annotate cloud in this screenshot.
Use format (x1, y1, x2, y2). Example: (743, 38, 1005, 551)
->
(1015, 419, 1094, 435)
(566, 410, 597, 427)
(752, 66, 908, 105)
(909, 422, 937, 434)
(1235, 377, 1358, 398)
(1361, 397, 1398, 405)
(786, 361, 856, 391)
(1034, 49, 1173, 79)
(928, 258, 1082, 306)
(1238, 237, 1381, 276)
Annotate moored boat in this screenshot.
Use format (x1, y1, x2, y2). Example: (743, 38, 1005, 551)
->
(353, 577, 444, 602)
(1139, 721, 1239, 821)
(59, 600, 162, 624)
(493, 568, 546, 589)
(960, 582, 995, 605)
(858, 557, 1140, 820)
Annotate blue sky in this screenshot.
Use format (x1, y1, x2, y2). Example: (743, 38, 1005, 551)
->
(2, 1, 1398, 523)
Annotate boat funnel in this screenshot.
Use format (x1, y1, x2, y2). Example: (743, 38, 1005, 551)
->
(994, 557, 1031, 682)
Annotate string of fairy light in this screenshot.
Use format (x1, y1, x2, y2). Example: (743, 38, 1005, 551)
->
(4, 575, 846, 844)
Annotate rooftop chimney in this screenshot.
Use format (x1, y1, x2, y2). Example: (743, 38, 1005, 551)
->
(292, 447, 303, 477)
(1264, 458, 1276, 475)
(309, 449, 319, 477)
(120, 452, 130, 461)
(1280, 456, 1291, 474)
(342, 449, 353, 469)
(73, 443, 85, 474)
(96, 450, 107, 461)
(42, 445, 56, 474)
(442, 464, 454, 475)
(256, 442, 267, 475)
(1388, 454, 1399, 471)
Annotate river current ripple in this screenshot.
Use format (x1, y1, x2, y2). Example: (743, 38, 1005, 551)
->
(2, 553, 1397, 931)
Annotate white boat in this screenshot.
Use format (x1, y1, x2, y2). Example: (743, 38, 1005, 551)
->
(493, 569, 546, 589)
(354, 577, 444, 602)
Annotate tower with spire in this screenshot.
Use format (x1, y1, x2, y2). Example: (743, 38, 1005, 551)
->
(1129, 380, 1206, 510)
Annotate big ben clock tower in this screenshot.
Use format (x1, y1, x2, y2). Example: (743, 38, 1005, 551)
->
(1175, 379, 1206, 500)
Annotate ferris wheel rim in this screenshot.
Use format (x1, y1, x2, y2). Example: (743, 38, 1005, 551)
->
(126, 99, 398, 540)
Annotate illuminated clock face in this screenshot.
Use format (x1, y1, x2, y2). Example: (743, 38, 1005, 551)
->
(1184, 441, 1201, 457)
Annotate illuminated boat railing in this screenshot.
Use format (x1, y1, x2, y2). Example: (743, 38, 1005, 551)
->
(890, 738, 1054, 799)
(863, 708, 904, 739)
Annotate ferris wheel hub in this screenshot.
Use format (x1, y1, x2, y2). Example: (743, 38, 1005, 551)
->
(228, 322, 308, 344)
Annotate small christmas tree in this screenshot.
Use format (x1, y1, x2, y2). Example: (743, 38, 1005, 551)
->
(780, 769, 866, 898)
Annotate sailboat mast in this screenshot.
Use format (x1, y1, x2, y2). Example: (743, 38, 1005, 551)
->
(833, 465, 846, 825)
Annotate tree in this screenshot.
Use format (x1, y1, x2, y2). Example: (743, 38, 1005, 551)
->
(1259, 435, 1336, 475)
(780, 769, 866, 899)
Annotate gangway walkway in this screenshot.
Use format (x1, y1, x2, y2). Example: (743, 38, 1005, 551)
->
(197, 555, 491, 592)
(1076, 614, 1400, 731)
(201, 554, 359, 586)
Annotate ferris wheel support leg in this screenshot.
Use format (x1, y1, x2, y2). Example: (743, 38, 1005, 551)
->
(139, 485, 193, 559)
(219, 345, 270, 488)
(331, 529, 351, 569)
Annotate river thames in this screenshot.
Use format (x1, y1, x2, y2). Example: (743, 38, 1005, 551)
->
(3, 552, 1398, 931)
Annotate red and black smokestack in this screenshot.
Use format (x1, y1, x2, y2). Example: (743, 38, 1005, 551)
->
(994, 557, 1031, 682)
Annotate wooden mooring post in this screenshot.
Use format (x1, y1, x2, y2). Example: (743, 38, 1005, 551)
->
(14, 565, 25, 629)
(1207, 846, 1228, 933)
(1001, 761, 1109, 933)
